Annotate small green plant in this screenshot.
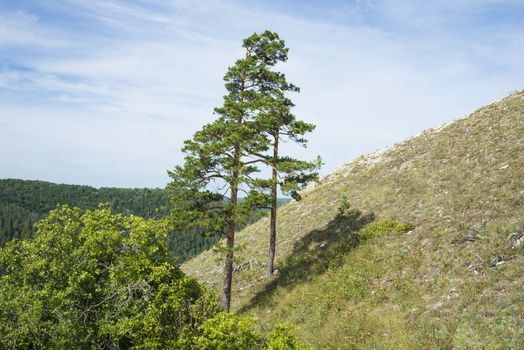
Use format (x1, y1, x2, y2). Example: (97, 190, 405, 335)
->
(266, 324, 314, 350)
(192, 313, 265, 349)
(192, 314, 312, 350)
(336, 196, 374, 231)
(360, 220, 415, 240)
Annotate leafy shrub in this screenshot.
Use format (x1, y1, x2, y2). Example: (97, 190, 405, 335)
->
(190, 315, 311, 350)
(192, 313, 265, 349)
(266, 324, 314, 350)
(0, 205, 218, 349)
(360, 220, 415, 240)
(0, 205, 310, 349)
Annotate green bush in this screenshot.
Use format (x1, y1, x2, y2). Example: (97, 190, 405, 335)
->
(192, 313, 265, 349)
(0, 205, 310, 349)
(360, 220, 415, 240)
(266, 324, 314, 350)
(0, 205, 218, 349)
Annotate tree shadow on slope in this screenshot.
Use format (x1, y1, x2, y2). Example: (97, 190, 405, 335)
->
(241, 201, 375, 312)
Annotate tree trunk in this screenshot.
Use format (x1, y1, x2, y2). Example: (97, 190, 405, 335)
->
(267, 133, 279, 275)
(219, 218, 235, 311)
(220, 144, 240, 311)
(219, 67, 245, 310)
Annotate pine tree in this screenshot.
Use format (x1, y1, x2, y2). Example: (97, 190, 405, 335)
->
(237, 33, 321, 276)
(168, 31, 291, 310)
(254, 89, 320, 275)
(260, 109, 321, 276)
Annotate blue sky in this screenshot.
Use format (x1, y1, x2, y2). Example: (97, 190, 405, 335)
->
(1, 0, 523, 188)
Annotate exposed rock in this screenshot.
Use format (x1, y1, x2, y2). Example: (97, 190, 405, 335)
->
(382, 278, 394, 287)
(507, 223, 524, 248)
(421, 238, 432, 247)
(467, 264, 479, 274)
(452, 230, 480, 244)
(430, 301, 444, 309)
(463, 231, 480, 242)
(448, 287, 459, 299)
(234, 260, 254, 273)
(507, 232, 523, 248)
(489, 256, 505, 267)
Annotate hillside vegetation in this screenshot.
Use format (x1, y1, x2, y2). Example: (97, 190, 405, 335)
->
(182, 90, 524, 349)
(0, 205, 310, 349)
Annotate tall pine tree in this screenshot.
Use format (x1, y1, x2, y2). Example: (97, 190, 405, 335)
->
(168, 31, 291, 310)
(259, 110, 320, 275)
(254, 78, 320, 275)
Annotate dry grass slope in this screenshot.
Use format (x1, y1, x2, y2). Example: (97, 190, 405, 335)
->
(182, 90, 524, 349)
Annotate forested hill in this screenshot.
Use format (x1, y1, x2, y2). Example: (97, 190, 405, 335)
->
(0, 179, 291, 261)
(0, 179, 170, 246)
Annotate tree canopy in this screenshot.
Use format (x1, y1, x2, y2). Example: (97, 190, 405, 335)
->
(168, 30, 301, 310)
(0, 205, 309, 349)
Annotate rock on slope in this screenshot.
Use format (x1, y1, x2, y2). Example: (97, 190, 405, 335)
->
(182, 90, 524, 349)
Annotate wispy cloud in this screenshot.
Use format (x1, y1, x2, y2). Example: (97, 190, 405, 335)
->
(0, 0, 523, 187)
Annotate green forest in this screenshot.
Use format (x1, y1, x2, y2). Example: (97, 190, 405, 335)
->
(0, 179, 290, 262)
(0, 179, 170, 245)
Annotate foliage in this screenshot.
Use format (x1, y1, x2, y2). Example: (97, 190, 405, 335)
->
(0, 205, 214, 348)
(241, 31, 321, 275)
(0, 205, 310, 349)
(359, 219, 415, 240)
(0, 179, 290, 263)
(168, 31, 300, 310)
(246, 30, 320, 201)
(192, 313, 265, 349)
(192, 313, 310, 350)
(266, 324, 314, 350)
(0, 202, 39, 244)
(0, 179, 170, 218)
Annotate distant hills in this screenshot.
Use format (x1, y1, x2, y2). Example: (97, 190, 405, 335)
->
(0, 179, 170, 246)
(182, 90, 524, 348)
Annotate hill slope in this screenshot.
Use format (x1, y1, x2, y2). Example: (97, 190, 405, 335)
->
(182, 90, 524, 349)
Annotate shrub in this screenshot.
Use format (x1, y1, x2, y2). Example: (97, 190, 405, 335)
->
(192, 313, 265, 349)
(0, 205, 310, 349)
(360, 220, 415, 240)
(266, 324, 314, 350)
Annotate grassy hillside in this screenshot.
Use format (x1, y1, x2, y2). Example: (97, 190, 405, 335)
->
(182, 90, 524, 349)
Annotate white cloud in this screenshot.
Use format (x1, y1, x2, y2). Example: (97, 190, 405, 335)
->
(0, 10, 69, 48)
